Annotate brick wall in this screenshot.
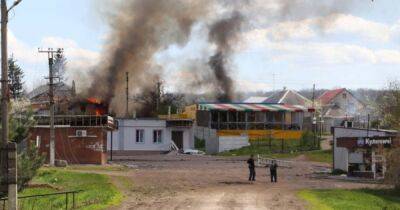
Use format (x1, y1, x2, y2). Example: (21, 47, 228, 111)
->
(29, 127, 108, 164)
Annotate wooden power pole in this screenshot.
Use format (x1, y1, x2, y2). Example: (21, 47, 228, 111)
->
(38, 48, 63, 166)
(1, 1, 22, 209)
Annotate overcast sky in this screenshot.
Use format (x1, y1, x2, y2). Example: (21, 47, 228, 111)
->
(6, 0, 400, 92)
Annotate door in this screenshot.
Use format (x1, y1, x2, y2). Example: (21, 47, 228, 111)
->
(171, 131, 184, 149)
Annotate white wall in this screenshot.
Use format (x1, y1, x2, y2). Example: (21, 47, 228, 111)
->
(335, 147, 348, 171)
(108, 119, 169, 151)
(107, 119, 193, 152)
(194, 126, 219, 154)
(218, 136, 249, 153)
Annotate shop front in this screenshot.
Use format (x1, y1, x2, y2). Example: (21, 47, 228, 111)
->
(337, 136, 396, 179)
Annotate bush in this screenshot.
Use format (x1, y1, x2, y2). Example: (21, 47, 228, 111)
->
(300, 131, 319, 150)
(17, 146, 45, 191)
(194, 138, 205, 150)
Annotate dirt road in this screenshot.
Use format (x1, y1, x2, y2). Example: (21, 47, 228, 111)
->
(96, 154, 376, 210)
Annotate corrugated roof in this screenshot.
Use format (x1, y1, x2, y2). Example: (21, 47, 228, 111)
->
(198, 103, 314, 112)
(243, 96, 269, 103)
(318, 88, 345, 105)
(28, 82, 73, 100)
(264, 89, 311, 106)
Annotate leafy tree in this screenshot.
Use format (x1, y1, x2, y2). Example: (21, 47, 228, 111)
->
(378, 81, 400, 189)
(134, 80, 185, 117)
(386, 148, 400, 190)
(8, 58, 24, 99)
(377, 81, 400, 129)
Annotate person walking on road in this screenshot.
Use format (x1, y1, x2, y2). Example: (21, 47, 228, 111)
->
(270, 159, 278, 182)
(247, 154, 256, 181)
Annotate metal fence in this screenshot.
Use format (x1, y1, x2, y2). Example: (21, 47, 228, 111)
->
(249, 136, 320, 153)
(0, 190, 82, 210)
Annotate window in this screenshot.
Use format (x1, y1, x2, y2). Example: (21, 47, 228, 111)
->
(153, 130, 162, 144)
(136, 129, 144, 143)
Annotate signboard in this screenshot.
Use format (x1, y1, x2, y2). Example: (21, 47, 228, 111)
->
(338, 136, 395, 149)
(364, 137, 392, 146)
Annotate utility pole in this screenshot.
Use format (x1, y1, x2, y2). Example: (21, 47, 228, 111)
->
(1, 1, 22, 210)
(156, 81, 161, 114)
(125, 72, 129, 118)
(312, 84, 316, 148)
(38, 48, 63, 166)
(272, 73, 276, 92)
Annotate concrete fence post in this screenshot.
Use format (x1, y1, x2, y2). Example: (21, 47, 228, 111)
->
(7, 142, 17, 210)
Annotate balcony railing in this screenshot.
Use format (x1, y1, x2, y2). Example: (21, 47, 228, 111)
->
(210, 122, 301, 130)
(33, 115, 117, 129)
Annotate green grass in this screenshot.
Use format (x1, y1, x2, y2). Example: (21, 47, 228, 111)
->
(66, 164, 129, 172)
(19, 169, 122, 210)
(218, 143, 332, 163)
(303, 150, 332, 163)
(298, 189, 400, 210)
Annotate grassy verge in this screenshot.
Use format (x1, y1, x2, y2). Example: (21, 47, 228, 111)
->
(303, 150, 332, 163)
(219, 144, 332, 164)
(19, 169, 122, 210)
(66, 164, 129, 172)
(298, 189, 400, 210)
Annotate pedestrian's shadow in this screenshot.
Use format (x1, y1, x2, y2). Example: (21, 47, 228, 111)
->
(219, 181, 253, 185)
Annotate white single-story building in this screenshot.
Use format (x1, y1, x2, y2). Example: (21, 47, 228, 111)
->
(107, 118, 194, 155)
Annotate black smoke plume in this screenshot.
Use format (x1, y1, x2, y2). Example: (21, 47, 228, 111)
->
(208, 11, 244, 102)
(87, 0, 209, 116)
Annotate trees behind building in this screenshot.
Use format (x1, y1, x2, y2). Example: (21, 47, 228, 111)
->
(377, 81, 400, 130)
(133, 80, 185, 118)
(377, 81, 400, 190)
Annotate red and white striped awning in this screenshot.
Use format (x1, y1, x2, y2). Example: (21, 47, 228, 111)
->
(198, 103, 315, 112)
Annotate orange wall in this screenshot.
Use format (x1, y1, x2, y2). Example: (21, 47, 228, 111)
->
(217, 129, 303, 140)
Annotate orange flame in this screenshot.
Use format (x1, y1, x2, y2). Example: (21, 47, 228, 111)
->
(87, 97, 101, 104)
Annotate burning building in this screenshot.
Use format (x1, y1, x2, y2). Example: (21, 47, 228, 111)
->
(28, 81, 76, 115)
(30, 115, 117, 164)
(29, 89, 116, 164)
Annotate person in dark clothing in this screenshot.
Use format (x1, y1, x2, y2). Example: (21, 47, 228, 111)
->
(270, 160, 278, 182)
(247, 154, 256, 181)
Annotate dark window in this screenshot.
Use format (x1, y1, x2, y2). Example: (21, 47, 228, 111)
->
(153, 130, 162, 143)
(136, 129, 144, 143)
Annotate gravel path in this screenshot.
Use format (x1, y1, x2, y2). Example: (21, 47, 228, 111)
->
(88, 154, 378, 210)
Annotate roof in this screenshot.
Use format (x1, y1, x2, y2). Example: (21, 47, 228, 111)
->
(28, 82, 73, 100)
(318, 88, 346, 105)
(333, 126, 398, 134)
(263, 89, 311, 106)
(198, 103, 314, 112)
(243, 96, 268, 103)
